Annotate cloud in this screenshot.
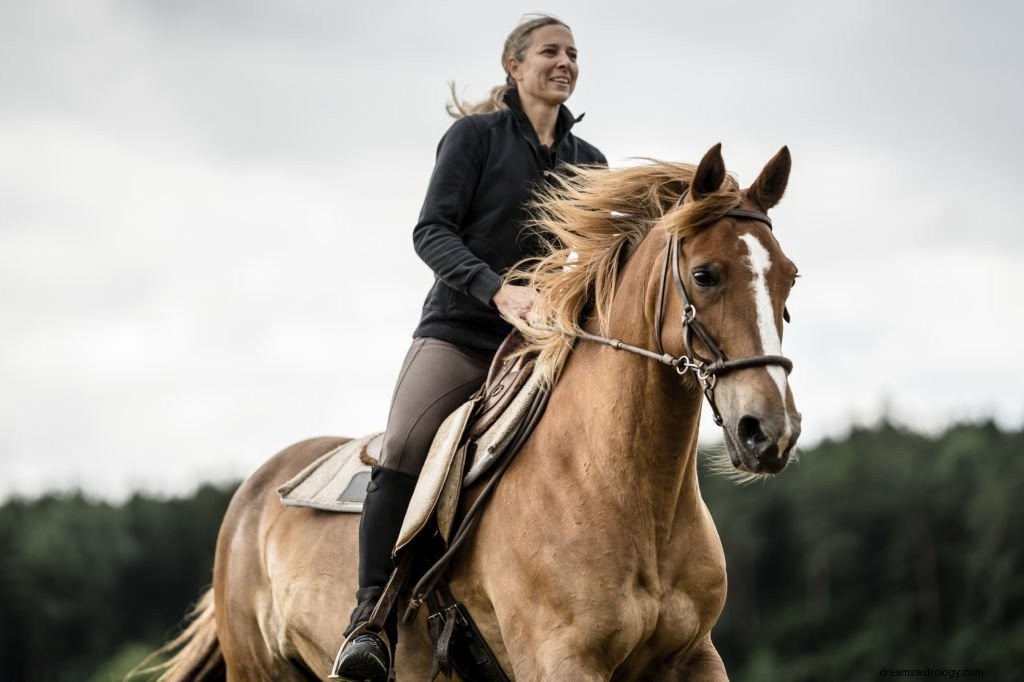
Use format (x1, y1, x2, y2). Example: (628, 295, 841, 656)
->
(2, 0, 1022, 499)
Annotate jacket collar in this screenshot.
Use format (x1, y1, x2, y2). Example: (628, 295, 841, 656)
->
(503, 88, 584, 148)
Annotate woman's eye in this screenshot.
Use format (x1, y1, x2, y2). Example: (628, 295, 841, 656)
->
(692, 269, 718, 287)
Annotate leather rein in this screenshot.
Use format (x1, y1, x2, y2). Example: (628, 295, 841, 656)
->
(573, 200, 793, 426)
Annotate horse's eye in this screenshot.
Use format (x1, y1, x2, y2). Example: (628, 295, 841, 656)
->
(692, 269, 718, 287)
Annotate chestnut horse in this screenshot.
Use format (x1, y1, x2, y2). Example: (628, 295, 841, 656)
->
(149, 143, 800, 681)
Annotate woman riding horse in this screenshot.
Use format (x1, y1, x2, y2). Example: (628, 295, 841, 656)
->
(146, 142, 800, 681)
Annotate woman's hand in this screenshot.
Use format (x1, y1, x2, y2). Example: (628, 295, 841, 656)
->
(492, 284, 537, 322)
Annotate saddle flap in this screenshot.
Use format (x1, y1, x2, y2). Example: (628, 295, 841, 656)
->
(436, 443, 468, 544)
(394, 399, 477, 555)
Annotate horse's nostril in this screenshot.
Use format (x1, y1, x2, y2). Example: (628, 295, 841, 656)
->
(738, 415, 773, 457)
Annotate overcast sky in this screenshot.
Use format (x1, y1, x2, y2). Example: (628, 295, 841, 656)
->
(2, 0, 1021, 501)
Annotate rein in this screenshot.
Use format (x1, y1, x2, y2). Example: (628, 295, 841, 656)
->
(575, 201, 792, 426)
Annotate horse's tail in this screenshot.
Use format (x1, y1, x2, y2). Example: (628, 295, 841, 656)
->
(129, 587, 225, 682)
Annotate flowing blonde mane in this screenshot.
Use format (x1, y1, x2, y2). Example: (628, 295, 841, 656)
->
(508, 161, 742, 385)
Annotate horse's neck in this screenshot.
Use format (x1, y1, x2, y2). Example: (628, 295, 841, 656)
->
(546, 349, 704, 564)
(592, 232, 704, 479)
(556, 342, 703, 494)
(547, 255, 706, 540)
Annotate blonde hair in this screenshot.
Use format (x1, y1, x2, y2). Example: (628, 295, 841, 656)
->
(447, 14, 570, 118)
(508, 162, 741, 385)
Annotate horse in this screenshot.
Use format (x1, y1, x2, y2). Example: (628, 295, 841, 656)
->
(148, 143, 801, 681)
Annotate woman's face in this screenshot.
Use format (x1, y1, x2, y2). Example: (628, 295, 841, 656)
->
(509, 24, 578, 108)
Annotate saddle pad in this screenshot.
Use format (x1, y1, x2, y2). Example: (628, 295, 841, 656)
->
(277, 434, 379, 512)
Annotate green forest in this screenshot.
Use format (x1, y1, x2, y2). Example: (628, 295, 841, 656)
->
(1, 420, 1021, 681)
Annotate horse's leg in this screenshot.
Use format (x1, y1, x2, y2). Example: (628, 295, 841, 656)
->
(668, 635, 728, 681)
(505, 632, 726, 682)
(456, 542, 635, 682)
(503, 641, 613, 682)
(215, 437, 349, 681)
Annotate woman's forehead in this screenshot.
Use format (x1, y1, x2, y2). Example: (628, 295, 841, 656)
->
(529, 24, 574, 47)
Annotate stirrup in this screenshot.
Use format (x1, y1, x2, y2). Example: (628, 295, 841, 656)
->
(328, 622, 394, 680)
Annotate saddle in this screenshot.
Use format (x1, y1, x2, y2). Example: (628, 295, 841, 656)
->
(396, 332, 547, 552)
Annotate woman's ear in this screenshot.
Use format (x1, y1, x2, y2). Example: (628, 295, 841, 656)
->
(507, 58, 522, 83)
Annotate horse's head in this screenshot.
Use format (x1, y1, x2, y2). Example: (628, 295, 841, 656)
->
(510, 145, 801, 474)
(665, 144, 800, 474)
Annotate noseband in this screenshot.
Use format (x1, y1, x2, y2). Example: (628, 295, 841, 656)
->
(574, 201, 793, 426)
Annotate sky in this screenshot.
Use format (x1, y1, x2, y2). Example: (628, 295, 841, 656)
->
(2, 0, 1022, 501)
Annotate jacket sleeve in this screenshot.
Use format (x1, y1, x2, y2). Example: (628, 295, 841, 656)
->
(412, 117, 503, 307)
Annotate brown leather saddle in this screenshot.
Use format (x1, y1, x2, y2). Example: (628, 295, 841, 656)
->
(469, 332, 537, 439)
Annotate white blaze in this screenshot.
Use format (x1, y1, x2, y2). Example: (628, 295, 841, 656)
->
(738, 233, 789, 410)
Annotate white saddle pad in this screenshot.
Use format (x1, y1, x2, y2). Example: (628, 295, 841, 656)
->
(276, 434, 378, 512)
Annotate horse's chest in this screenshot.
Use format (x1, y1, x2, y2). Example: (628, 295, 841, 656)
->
(640, 530, 729, 659)
(657, 585, 724, 641)
(609, 584, 726, 680)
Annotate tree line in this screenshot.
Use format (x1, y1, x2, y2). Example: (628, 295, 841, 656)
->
(1, 419, 1021, 681)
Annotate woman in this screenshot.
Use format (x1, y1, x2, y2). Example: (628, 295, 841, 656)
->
(331, 14, 606, 682)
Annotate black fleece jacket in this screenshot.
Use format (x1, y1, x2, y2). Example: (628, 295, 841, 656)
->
(411, 90, 606, 351)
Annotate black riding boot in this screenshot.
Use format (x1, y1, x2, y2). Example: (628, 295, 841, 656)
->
(330, 466, 417, 682)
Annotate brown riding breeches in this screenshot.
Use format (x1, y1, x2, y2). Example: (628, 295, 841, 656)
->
(378, 337, 492, 477)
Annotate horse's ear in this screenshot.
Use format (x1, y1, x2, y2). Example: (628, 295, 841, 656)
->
(691, 143, 726, 200)
(746, 146, 791, 211)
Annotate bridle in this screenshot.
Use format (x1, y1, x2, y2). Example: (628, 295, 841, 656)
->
(573, 198, 793, 426)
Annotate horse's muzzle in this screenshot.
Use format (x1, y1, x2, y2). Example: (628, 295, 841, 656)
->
(728, 411, 801, 474)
